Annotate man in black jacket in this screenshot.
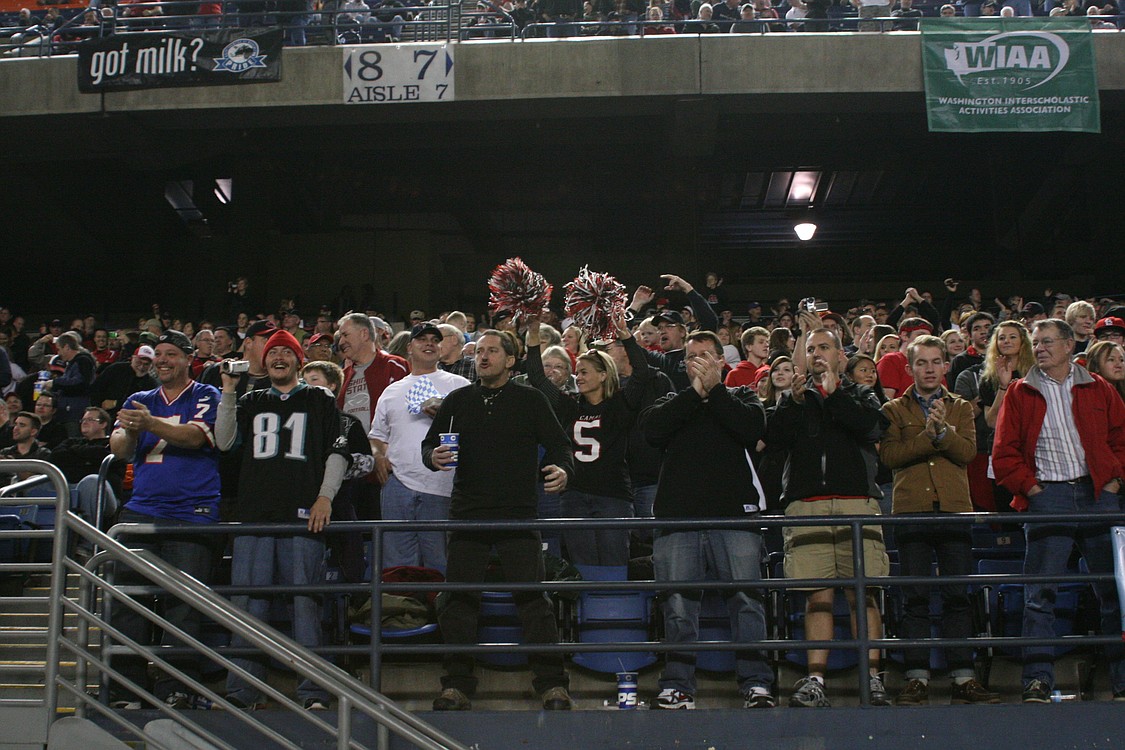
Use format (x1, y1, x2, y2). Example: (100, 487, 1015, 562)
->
(641, 330, 775, 710)
(767, 329, 890, 709)
(90, 346, 158, 418)
(422, 330, 575, 712)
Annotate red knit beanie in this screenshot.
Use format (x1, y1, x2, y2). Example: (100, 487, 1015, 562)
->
(263, 329, 305, 365)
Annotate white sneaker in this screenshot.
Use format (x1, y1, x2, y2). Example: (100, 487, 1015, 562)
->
(655, 688, 695, 709)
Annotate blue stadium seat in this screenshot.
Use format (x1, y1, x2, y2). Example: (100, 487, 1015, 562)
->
(570, 564, 655, 674)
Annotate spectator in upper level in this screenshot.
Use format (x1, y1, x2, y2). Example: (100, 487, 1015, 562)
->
(711, 0, 742, 29)
(541, 0, 583, 36)
(855, 0, 890, 31)
(729, 3, 759, 31)
(891, 0, 921, 29)
(686, 2, 722, 30)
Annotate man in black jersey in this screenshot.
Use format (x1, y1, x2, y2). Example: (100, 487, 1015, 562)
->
(421, 329, 575, 712)
(640, 330, 774, 710)
(216, 329, 350, 711)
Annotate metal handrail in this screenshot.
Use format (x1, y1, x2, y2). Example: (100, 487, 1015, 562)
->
(104, 509, 1125, 706)
(0, 455, 1115, 742)
(0, 458, 463, 749)
(70, 513, 468, 750)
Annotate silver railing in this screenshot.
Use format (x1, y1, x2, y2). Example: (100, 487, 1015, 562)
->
(0, 459, 465, 750)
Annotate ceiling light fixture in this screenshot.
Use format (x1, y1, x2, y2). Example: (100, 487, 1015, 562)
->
(794, 222, 817, 241)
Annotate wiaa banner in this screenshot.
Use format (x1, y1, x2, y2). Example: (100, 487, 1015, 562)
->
(922, 18, 1099, 133)
(77, 28, 282, 93)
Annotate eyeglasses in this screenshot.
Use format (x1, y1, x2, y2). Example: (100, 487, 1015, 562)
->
(1032, 338, 1061, 348)
(79, 418, 103, 424)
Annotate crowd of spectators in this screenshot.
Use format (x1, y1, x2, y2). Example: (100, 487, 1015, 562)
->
(4, 0, 1120, 56)
(1, 272, 1123, 711)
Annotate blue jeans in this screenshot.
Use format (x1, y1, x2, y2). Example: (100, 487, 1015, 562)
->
(1022, 482, 1124, 692)
(227, 534, 329, 705)
(560, 490, 632, 566)
(110, 509, 216, 701)
(896, 515, 974, 677)
(654, 529, 772, 695)
(73, 475, 118, 528)
(380, 474, 451, 573)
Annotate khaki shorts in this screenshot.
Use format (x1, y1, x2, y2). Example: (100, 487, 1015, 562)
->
(783, 497, 889, 587)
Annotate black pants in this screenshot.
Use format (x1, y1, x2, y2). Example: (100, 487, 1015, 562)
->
(438, 530, 567, 696)
(896, 515, 974, 675)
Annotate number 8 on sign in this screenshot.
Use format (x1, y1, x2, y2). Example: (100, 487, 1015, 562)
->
(343, 44, 455, 104)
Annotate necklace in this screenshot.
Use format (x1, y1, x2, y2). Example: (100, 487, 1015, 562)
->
(480, 386, 503, 409)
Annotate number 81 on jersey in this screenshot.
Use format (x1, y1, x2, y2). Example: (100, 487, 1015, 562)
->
(343, 45, 454, 104)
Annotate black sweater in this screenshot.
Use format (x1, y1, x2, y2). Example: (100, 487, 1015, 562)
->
(422, 380, 574, 520)
(640, 383, 767, 519)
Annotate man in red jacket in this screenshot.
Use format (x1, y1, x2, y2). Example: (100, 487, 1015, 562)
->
(992, 317, 1125, 704)
(335, 312, 410, 434)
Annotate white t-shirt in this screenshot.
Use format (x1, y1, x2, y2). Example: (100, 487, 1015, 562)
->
(368, 369, 470, 497)
(343, 360, 372, 431)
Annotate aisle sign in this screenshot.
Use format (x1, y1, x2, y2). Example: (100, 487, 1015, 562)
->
(342, 44, 454, 104)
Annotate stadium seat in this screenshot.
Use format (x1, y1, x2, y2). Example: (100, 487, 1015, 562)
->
(570, 564, 655, 674)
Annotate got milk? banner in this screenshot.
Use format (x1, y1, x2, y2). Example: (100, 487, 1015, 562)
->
(921, 18, 1100, 133)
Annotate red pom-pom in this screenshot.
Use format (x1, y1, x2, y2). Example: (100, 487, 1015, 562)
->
(563, 266, 627, 343)
(487, 258, 553, 325)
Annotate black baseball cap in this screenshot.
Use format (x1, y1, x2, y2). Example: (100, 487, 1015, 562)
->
(246, 320, 277, 338)
(410, 323, 444, 340)
(157, 330, 193, 354)
(653, 310, 685, 327)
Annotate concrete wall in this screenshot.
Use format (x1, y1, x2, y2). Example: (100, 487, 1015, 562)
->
(4, 32, 1124, 118)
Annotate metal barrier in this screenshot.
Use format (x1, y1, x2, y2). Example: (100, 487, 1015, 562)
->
(99, 510, 1125, 708)
(0, 459, 464, 749)
(0, 455, 1121, 747)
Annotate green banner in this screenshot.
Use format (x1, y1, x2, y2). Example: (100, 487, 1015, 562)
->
(922, 18, 1100, 133)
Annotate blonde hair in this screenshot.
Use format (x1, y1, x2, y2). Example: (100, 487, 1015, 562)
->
(576, 349, 619, 400)
(981, 320, 1035, 387)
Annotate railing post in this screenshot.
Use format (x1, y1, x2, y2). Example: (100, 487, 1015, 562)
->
(369, 525, 384, 691)
(851, 519, 870, 705)
(337, 694, 351, 750)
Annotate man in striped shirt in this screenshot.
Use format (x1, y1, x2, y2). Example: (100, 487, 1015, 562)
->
(992, 318, 1125, 704)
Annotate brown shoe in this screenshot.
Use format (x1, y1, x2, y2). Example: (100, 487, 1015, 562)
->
(541, 686, 573, 710)
(433, 688, 471, 711)
(895, 679, 929, 706)
(951, 678, 1000, 705)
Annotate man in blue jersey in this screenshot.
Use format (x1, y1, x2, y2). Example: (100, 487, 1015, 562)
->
(108, 330, 221, 710)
